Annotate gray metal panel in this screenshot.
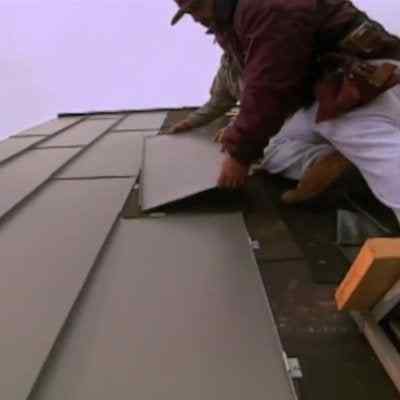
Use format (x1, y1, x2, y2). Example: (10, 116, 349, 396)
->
(0, 148, 81, 219)
(13, 118, 81, 137)
(31, 213, 296, 400)
(57, 133, 143, 179)
(110, 129, 159, 137)
(0, 178, 134, 400)
(87, 114, 124, 120)
(0, 136, 46, 164)
(113, 111, 167, 131)
(141, 127, 223, 210)
(37, 119, 116, 147)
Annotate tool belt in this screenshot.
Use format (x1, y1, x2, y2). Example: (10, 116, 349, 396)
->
(315, 20, 400, 122)
(340, 20, 400, 60)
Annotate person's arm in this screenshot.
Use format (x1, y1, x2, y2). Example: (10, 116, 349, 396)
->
(166, 61, 238, 134)
(222, 7, 315, 164)
(187, 62, 238, 127)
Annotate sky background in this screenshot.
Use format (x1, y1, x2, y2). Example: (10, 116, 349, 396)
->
(1, 0, 399, 139)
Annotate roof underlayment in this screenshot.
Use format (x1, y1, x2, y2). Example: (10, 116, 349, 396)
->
(0, 111, 296, 399)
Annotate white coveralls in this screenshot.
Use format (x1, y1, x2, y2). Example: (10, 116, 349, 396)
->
(262, 60, 400, 225)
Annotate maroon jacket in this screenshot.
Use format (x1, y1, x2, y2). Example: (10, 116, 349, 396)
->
(216, 0, 399, 163)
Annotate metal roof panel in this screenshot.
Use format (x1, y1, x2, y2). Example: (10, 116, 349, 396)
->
(31, 213, 296, 400)
(141, 126, 223, 211)
(113, 112, 167, 131)
(13, 118, 82, 137)
(0, 148, 81, 219)
(0, 136, 47, 164)
(0, 178, 134, 400)
(37, 119, 118, 147)
(58, 132, 143, 179)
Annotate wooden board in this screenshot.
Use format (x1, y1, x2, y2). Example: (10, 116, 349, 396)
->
(336, 239, 400, 311)
(352, 312, 400, 394)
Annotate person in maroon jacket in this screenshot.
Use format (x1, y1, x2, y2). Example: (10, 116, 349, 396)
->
(171, 0, 400, 223)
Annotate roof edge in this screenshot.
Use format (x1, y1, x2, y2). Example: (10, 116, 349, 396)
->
(58, 106, 198, 118)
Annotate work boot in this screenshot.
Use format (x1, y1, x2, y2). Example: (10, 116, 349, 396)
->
(281, 151, 352, 204)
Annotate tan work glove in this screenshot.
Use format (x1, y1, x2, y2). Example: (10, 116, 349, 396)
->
(162, 119, 194, 135)
(214, 127, 227, 144)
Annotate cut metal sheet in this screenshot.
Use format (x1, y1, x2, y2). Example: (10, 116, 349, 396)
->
(141, 126, 224, 210)
(13, 117, 81, 137)
(57, 132, 143, 179)
(31, 213, 296, 400)
(0, 178, 134, 400)
(87, 114, 124, 120)
(109, 129, 159, 137)
(36, 119, 117, 147)
(113, 111, 167, 131)
(0, 148, 81, 219)
(0, 136, 47, 164)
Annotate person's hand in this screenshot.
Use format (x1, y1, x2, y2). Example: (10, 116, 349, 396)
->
(214, 127, 227, 143)
(162, 119, 193, 135)
(218, 155, 250, 189)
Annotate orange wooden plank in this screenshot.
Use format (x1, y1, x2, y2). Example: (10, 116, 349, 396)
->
(335, 239, 400, 311)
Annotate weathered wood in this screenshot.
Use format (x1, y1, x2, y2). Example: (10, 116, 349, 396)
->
(372, 279, 400, 322)
(352, 312, 400, 394)
(336, 239, 400, 311)
(389, 320, 400, 342)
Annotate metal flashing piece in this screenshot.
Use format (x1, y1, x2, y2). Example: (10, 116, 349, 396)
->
(87, 115, 124, 120)
(113, 111, 167, 131)
(31, 213, 296, 400)
(141, 126, 224, 211)
(13, 118, 82, 137)
(109, 129, 160, 137)
(0, 136, 46, 164)
(0, 178, 134, 400)
(0, 148, 81, 220)
(36, 119, 117, 147)
(58, 132, 143, 179)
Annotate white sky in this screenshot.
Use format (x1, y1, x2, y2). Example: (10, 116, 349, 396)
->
(0, 0, 399, 139)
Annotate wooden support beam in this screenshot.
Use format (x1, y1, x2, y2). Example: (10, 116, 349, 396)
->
(336, 239, 400, 311)
(352, 312, 400, 394)
(372, 279, 400, 322)
(389, 319, 400, 342)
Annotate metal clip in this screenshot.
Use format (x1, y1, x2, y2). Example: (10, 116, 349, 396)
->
(149, 212, 167, 218)
(283, 353, 303, 379)
(248, 238, 260, 251)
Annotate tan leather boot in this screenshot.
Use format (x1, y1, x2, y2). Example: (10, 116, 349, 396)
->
(281, 151, 352, 204)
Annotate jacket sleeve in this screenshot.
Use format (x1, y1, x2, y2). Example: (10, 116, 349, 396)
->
(222, 8, 315, 163)
(187, 62, 237, 127)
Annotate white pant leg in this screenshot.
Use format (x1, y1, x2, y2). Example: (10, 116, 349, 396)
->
(315, 84, 400, 210)
(262, 109, 335, 180)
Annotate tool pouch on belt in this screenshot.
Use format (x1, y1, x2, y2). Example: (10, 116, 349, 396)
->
(315, 20, 400, 122)
(339, 20, 400, 60)
(316, 54, 399, 122)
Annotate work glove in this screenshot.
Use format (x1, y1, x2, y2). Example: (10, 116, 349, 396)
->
(214, 127, 227, 144)
(162, 119, 194, 134)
